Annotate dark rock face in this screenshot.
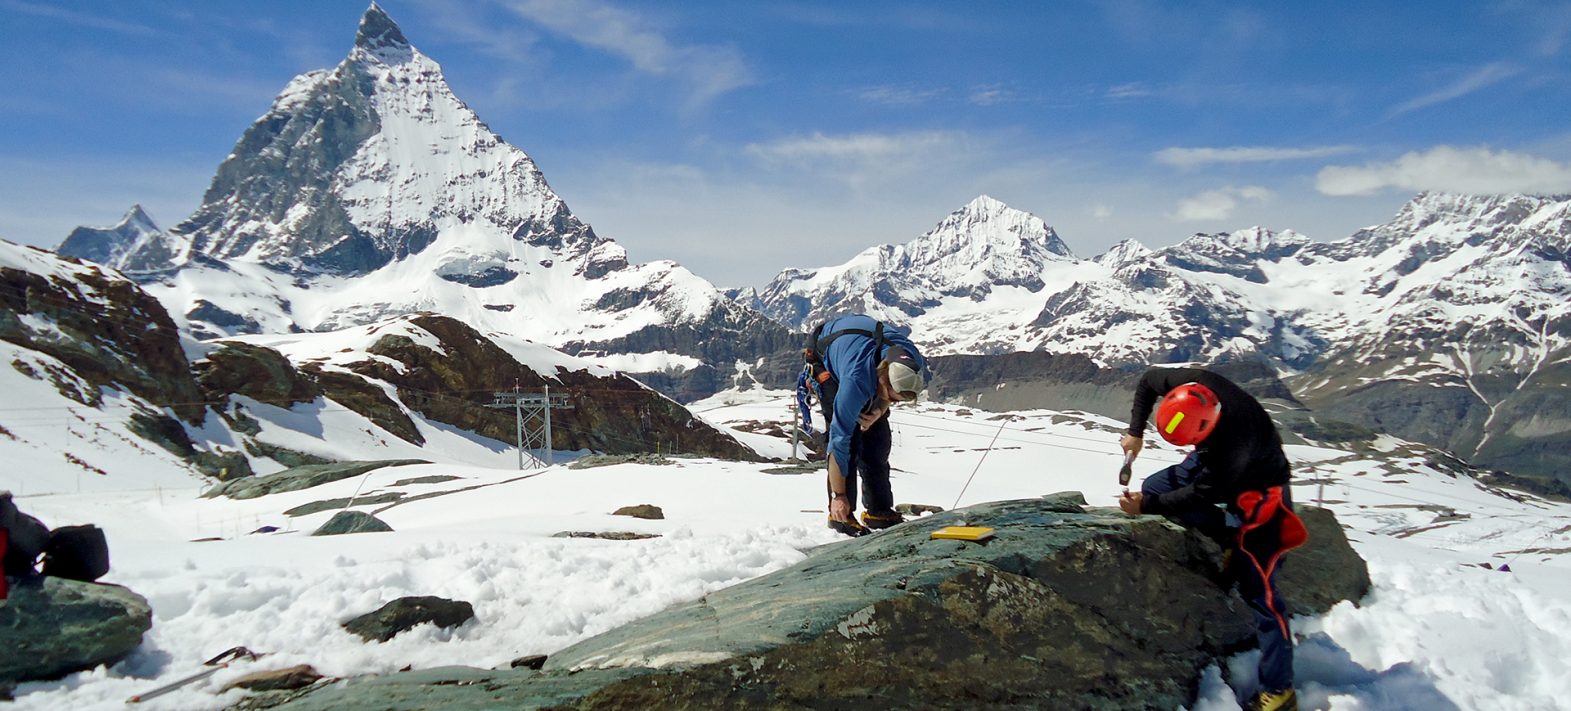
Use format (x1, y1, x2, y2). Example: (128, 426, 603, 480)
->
(563, 303, 802, 400)
(195, 342, 322, 408)
(267, 498, 1368, 710)
(0, 577, 152, 684)
(311, 510, 394, 536)
(342, 596, 475, 643)
(1280, 506, 1370, 617)
(0, 262, 205, 424)
(927, 351, 1301, 427)
(345, 315, 757, 460)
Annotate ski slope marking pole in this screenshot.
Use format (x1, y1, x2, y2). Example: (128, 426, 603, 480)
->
(950, 416, 1011, 511)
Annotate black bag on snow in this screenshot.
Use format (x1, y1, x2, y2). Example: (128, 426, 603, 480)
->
(0, 491, 50, 578)
(41, 524, 110, 582)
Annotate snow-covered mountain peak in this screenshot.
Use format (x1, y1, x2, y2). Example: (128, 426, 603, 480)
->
(1170, 226, 1308, 258)
(354, 3, 411, 59)
(1093, 239, 1152, 268)
(919, 194, 1076, 261)
(56, 205, 166, 268)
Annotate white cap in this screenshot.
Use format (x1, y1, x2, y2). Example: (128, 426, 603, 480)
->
(882, 346, 923, 398)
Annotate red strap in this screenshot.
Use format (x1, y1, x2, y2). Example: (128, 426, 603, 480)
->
(1234, 486, 1308, 639)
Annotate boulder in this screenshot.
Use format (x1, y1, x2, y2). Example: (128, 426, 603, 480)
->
(0, 577, 151, 684)
(1281, 505, 1372, 616)
(611, 505, 664, 520)
(342, 596, 475, 643)
(510, 655, 548, 670)
(265, 497, 1370, 710)
(311, 511, 393, 536)
(223, 664, 325, 692)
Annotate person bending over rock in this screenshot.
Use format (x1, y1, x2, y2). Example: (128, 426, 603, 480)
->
(801, 315, 926, 537)
(1118, 366, 1307, 711)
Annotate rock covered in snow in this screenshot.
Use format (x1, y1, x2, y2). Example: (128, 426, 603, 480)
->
(341, 595, 475, 642)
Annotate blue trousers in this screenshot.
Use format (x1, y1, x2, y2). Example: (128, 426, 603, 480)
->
(1142, 453, 1295, 693)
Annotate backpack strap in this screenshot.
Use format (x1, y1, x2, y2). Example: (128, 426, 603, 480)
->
(804, 321, 887, 378)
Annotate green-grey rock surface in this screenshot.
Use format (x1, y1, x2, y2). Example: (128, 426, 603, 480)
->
(203, 460, 426, 500)
(0, 577, 152, 683)
(311, 510, 393, 536)
(262, 497, 1367, 710)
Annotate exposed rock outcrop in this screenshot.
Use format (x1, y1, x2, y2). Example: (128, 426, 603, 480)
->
(264, 497, 1368, 710)
(312, 510, 393, 536)
(0, 577, 152, 684)
(204, 460, 426, 500)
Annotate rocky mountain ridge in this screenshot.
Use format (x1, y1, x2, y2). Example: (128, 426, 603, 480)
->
(2, 238, 755, 489)
(752, 191, 1571, 485)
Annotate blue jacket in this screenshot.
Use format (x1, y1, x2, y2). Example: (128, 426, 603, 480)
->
(817, 315, 927, 471)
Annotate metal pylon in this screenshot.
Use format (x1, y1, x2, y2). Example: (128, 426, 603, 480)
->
(487, 385, 573, 469)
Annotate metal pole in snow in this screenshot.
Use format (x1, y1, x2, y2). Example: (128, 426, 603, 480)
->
(543, 384, 553, 467)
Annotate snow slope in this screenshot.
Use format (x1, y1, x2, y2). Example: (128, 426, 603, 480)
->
(7, 390, 1570, 710)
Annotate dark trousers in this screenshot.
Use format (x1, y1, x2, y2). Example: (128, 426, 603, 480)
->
(824, 413, 895, 515)
(1142, 453, 1295, 693)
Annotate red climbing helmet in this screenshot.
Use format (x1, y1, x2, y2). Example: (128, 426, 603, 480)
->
(1155, 382, 1221, 446)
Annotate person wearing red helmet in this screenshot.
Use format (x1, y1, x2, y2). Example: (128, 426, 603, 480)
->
(1117, 366, 1303, 711)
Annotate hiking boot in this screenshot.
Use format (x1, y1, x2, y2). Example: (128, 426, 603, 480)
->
(828, 517, 870, 537)
(860, 511, 905, 530)
(1244, 688, 1297, 711)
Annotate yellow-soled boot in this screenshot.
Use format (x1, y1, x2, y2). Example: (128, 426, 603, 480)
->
(1244, 688, 1297, 711)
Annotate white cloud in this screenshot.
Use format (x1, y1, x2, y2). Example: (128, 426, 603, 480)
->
(856, 85, 946, 106)
(968, 85, 1013, 106)
(1170, 186, 1272, 222)
(746, 131, 966, 166)
(499, 0, 752, 105)
(1155, 145, 1358, 168)
(0, 0, 159, 36)
(1092, 204, 1112, 220)
(1106, 82, 1153, 99)
(1386, 63, 1521, 118)
(1316, 146, 1571, 197)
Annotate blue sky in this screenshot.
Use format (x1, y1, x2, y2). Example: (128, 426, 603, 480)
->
(2, 0, 1569, 287)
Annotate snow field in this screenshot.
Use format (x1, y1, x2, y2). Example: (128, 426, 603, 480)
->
(6, 391, 1571, 710)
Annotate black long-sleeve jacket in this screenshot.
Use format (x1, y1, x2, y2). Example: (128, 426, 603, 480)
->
(1127, 367, 1291, 515)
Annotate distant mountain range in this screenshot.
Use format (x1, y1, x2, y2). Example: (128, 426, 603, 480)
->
(750, 191, 1571, 487)
(39, 5, 1571, 489)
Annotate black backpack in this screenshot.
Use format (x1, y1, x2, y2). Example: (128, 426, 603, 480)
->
(0, 491, 50, 578)
(801, 320, 889, 416)
(41, 524, 111, 582)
